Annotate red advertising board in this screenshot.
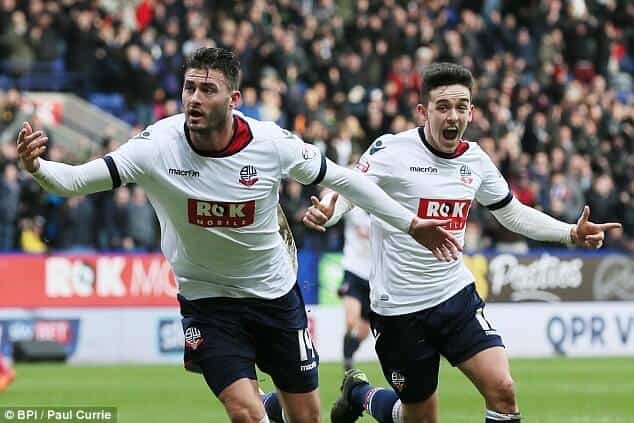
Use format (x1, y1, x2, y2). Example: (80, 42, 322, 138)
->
(0, 254, 178, 307)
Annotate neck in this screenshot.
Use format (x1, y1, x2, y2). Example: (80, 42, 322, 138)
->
(189, 115, 234, 153)
(423, 124, 456, 154)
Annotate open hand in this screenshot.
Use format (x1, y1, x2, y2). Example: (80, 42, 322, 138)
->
(571, 205, 621, 249)
(16, 121, 48, 173)
(408, 217, 463, 261)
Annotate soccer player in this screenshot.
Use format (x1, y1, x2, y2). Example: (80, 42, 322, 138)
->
(339, 202, 372, 371)
(0, 354, 16, 391)
(16, 48, 462, 423)
(302, 62, 621, 423)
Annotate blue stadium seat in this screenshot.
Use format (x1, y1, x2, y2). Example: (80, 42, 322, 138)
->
(89, 93, 126, 118)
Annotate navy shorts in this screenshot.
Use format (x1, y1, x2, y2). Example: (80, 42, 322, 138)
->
(339, 271, 371, 321)
(370, 283, 503, 403)
(178, 283, 319, 396)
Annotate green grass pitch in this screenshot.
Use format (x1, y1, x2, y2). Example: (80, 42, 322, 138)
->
(3, 358, 633, 422)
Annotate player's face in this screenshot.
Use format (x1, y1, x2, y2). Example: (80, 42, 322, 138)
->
(182, 68, 240, 132)
(417, 84, 473, 153)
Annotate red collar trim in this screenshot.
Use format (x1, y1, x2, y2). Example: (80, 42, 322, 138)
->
(184, 115, 253, 158)
(417, 127, 469, 159)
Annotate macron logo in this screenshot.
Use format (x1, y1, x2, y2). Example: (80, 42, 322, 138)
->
(410, 166, 438, 174)
(169, 168, 200, 177)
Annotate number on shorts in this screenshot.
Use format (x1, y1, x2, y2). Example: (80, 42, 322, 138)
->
(475, 307, 493, 332)
(297, 328, 313, 361)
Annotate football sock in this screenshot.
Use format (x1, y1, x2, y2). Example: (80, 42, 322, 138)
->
(485, 409, 521, 421)
(262, 392, 285, 423)
(350, 384, 400, 423)
(343, 333, 361, 369)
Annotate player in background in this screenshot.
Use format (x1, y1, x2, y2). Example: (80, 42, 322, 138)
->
(16, 47, 462, 423)
(0, 354, 16, 391)
(339, 202, 372, 371)
(303, 62, 621, 423)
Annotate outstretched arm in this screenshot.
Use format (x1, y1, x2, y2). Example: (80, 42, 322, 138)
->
(490, 197, 621, 248)
(17, 121, 114, 196)
(312, 161, 464, 261)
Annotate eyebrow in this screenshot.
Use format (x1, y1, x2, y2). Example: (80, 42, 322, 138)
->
(184, 78, 219, 88)
(435, 98, 470, 104)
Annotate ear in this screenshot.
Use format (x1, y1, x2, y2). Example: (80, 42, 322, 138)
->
(229, 90, 241, 109)
(416, 103, 427, 122)
(468, 104, 474, 123)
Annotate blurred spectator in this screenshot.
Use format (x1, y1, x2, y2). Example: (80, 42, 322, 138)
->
(280, 180, 309, 250)
(19, 215, 46, 253)
(0, 0, 632, 252)
(0, 89, 22, 133)
(57, 195, 96, 251)
(0, 162, 20, 250)
(547, 172, 585, 223)
(586, 174, 620, 227)
(126, 186, 157, 251)
(99, 186, 131, 250)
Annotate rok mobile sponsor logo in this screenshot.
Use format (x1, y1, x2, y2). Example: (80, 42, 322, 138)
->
(45, 256, 177, 300)
(593, 256, 634, 300)
(188, 199, 255, 227)
(417, 198, 472, 230)
(489, 253, 583, 301)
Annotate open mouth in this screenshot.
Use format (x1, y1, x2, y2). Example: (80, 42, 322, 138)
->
(442, 127, 459, 140)
(189, 110, 203, 118)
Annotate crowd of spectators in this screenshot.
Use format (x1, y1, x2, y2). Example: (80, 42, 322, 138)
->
(0, 0, 633, 253)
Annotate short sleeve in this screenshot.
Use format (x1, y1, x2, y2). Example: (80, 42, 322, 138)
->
(106, 127, 156, 186)
(475, 149, 513, 209)
(274, 126, 326, 185)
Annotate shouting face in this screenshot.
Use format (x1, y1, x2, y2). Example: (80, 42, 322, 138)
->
(181, 68, 239, 133)
(418, 84, 473, 153)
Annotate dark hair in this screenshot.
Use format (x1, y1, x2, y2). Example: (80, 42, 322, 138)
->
(183, 47, 241, 91)
(420, 62, 474, 104)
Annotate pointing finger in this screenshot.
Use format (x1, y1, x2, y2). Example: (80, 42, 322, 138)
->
(597, 222, 622, 231)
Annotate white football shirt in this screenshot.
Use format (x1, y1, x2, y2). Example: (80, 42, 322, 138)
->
(342, 207, 371, 281)
(357, 128, 512, 315)
(106, 111, 325, 300)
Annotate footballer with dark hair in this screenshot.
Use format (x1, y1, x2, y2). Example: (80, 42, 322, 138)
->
(304, 62, 621, 423)
(17, 48, 463, 423)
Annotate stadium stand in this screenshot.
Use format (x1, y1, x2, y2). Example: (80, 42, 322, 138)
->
(0, 0, 632, 254)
